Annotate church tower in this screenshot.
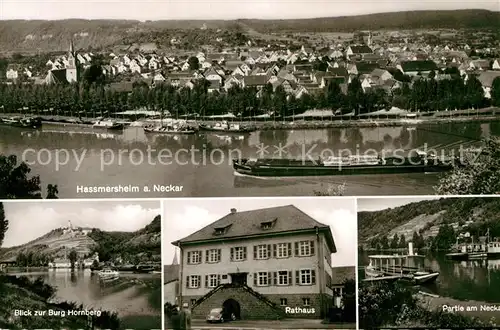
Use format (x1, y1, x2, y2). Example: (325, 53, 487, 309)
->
(66, 39, 78, 83)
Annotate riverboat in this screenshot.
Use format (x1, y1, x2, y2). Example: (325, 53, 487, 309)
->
(487, 239, 500, 258)
(143, 124, 196, 135)
(92, 119, 124, 130)
(0, 116, 42, 129)
(365, 254, 439, 285)
(199, 121, 255, 133)
(232, 152, 457, 177)
(97, 268, 120, 279)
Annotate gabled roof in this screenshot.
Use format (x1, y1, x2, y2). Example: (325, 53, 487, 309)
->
(46, 69, 68, 84)
(172, 204, 336, 252)
(164, 264, 179, 284)
(400, 60, 438, 72)
(355, 62, 380, 75)
(243, 75, 269, 86)
(349, 45, 373, 54)
(477, 71, 500, 88)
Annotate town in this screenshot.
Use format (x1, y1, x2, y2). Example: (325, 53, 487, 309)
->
(0, 20, 499, 122)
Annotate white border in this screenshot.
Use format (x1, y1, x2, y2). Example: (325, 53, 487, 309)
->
(354, 196, 359, 330)
(161, 199, 165, 330)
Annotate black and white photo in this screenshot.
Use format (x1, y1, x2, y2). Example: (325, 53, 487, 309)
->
(357, 196, 500, 329)
(0, 0, 499, 199)
(0, 200, 162, 329)
(163, 198, 356, 329)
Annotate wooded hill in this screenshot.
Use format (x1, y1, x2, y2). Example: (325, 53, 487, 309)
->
(1, 10, 498, 53)
(358, 197, 500, 246)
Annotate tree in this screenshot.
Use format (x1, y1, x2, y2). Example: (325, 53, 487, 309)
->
(390, 234, 399, 249)
(435, 138, 500, 194)
(68, 249, 78, 269)
(46, 184, 59, 199)
(398, 234, 406, 248)
(491, 77, 500, 106)
(187, 57, 200, 70)
(432, 224, 455, 251)
(0, 202, 8, 247)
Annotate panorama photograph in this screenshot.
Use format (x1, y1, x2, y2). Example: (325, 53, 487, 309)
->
(0, 0, 500, 199)
(357, 197, 500, 329)
(163, 198, 356, 329)
(0, 200, 162, 329)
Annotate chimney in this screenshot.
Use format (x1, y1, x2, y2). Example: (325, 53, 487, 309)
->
(230, 208, 237, 214)
(408, 242, 414, 256)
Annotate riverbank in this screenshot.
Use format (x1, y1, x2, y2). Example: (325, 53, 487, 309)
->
(0, 275, 119, 329)
(2, 112, 500, 131)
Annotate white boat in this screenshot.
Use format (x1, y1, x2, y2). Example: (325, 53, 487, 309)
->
(365, 254, 439, 284)
(92, 119, 124, 130)
(322, 155, 381, 167)
(97, 269, 119, 278)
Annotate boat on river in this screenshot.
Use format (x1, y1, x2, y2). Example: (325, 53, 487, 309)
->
(97, 268, 120, 280)
(0, 116, 42, 129)
(199, 121, 255, 133)
(92, 119, 124, 130)
(143, 124, 196, 135)
(233, 152, 458, 177)
(134, 264, 155, 273)
(364, 254, 439, 285)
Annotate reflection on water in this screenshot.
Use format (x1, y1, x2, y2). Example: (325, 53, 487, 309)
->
(10, 270, 161, 321)
(1, 121, 499, 198)
(359, 252, 500, 303)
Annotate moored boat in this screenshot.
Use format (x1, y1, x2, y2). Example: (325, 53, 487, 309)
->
(97, 268, 119, 278)
(143, 124, 196, 135)
(134, 264, 155, 273)
(233, 153, 458, 177)
(92, 119, 124, 130)
(199, 121, 254, 133)
(0, 116, 42, 129)
(365, 254, 439, 285)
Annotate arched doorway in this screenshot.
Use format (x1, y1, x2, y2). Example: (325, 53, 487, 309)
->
(223, 299, 241, 320)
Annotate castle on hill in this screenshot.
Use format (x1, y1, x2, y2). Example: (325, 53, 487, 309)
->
(61, 220, 92, 237)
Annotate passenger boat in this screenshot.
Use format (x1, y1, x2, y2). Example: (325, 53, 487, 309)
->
(92, 119, 124, 130)
(487, 240, 500, 258)
(97, 268, 120, 279)
(365, 254, 439, 285)
(143, 124, 196, 135)
(232, 152, 457, 177)
(199, 121, 255, 133)
(0, 116, 42, 129)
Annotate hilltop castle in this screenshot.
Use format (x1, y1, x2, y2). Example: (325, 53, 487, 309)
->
(61, 220, 92, 237)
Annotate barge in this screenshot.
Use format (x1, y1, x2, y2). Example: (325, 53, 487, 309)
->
(232, 153, 458, 177)
(0, 116, 42, 129)
(199, 121, 255, 133)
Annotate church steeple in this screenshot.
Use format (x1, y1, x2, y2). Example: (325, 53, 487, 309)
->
(172, 251, 179, 265)
(69, 39, 74, 56)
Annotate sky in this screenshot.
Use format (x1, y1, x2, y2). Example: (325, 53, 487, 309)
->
(0, 0, 498, 20)
(357, 197, 440, 212)
(163, 197, 357, 267)
(2, 201, 160, 247)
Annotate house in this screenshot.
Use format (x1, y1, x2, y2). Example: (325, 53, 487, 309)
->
(397, 60, 438, 76)
(224, 76, 243, 91)
(165, 254, 180, 306)
(477, 71, 500, 99)
(330, 266, 355, 308)
(172, 205, 337, 319)
(242, 75, 270, 89)
(346, 45, 373, 58)
(492, 59, 500, 70)
(204, 67, 224, 83)
(6, 65, 19, 79)
(469, 59, 490, 71)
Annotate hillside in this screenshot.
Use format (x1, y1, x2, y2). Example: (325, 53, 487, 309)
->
(358, 198, 500, 245)
(0, 10, 498, 53)
(0, 228, 96, 261)
(0, 215, 161, 263)
(88, 215, 161, 261)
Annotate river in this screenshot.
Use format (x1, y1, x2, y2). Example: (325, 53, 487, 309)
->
(1, 120, 499, 198)
(358, 251, 500, 319)
(7, 270, 161, 329)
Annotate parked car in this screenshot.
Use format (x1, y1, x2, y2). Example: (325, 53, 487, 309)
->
(206, 307, 236, 323)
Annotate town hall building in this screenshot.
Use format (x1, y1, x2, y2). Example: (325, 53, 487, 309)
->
(171, 204, 339, 320)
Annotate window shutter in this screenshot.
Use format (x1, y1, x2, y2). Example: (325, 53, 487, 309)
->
(230, 248, 234, 261)
(206, 250, 209, 263)
(217, 274, 221, 286)
(294, 242, 299, 256)
(273, 272, 277, 286)
(267, 245, 272, 259)
(253, 246, 257, 259)
(243, 247, 247, 260)
(217, 249, 221, 262)
(273, 244, 277, 258)
(205, 275, 208, 288)
(311, 270, 316, 284)
(186, 276, 189, 288)
(295, 270, 300, 285)
(187, 252, 191, 264)
(199, 250, 203, 263)
(288, 271, 292, 286)
(253, 273, 257, 286)
(287, 243, 292, 257)
(310, 241, 315, 256)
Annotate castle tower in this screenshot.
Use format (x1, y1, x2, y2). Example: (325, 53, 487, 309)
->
(66, 39, 78, 83)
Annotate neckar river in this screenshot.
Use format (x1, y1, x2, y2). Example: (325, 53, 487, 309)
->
(1, 120, 498, 198)
(7, 270, 161, 329)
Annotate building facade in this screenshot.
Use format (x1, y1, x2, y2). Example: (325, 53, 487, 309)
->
(172, 205, 337, 320)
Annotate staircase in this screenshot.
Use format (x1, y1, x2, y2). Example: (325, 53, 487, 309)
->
(191, 283, 285, 320)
